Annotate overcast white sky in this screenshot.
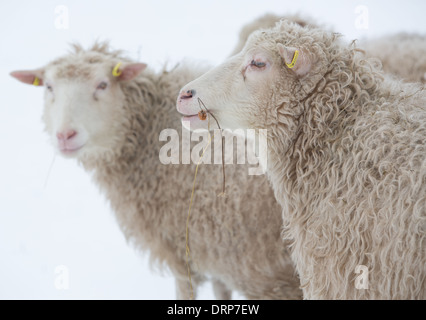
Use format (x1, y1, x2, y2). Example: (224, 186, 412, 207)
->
(1, 0, 425, 300)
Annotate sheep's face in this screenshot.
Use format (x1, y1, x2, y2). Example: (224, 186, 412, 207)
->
(42, 68, 125, 160)
(11, 55, 146, 162)
(177, 48, 280, 131)
(177, 21, 327, 137)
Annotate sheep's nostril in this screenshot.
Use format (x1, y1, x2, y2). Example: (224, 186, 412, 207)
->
(180, 89, 196, 100)
(66, 130, 77, 140)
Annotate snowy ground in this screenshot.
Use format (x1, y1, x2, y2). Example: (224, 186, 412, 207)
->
(1, 0, 425, 299)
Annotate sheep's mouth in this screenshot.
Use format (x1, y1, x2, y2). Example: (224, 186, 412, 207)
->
(177, 109, 204, 122)
(59, 144, 85, 155)
(177, 107, 200, 117)
(178, 98, 221, 130)
(181, 114, 199, 120)
(177, 109, 197, 116)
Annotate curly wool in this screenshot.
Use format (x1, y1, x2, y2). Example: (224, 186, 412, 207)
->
(248, 22, 426, 299)
(46, 43, 302, 300)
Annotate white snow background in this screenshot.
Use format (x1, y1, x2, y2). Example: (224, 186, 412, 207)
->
(1, 0, 425, 299)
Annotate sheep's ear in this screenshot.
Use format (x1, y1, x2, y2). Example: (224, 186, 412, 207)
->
(113, 63, 147, 81)
(277, 44, 311, 77)
(10, 69, 45, 86)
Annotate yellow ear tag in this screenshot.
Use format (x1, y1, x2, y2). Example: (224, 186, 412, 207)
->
(33, 77, 40, 86)
(286, 50, 299, 69)
(112, 62, 122, 77)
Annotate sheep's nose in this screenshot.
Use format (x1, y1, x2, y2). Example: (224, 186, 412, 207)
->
(57, 129, 77, 141)
(180, 89, 196, 100)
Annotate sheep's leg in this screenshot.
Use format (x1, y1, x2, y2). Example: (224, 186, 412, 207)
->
(212, 279, 232, 300)
(175, 278, 197, 300)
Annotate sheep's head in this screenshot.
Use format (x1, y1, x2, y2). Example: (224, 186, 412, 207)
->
(10, 45, 146, 162)
(177, 20, 333, 137)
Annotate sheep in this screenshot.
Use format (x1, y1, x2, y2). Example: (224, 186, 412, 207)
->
(361, 33, 426, 83)
(234, 14, 426, 83)
(177, 21, 426, 299)
(10, 42, 302, 300)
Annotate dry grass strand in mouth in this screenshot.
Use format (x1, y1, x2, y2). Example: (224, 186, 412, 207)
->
(197, 97, 226, 197)
(185, 98, 227, 299)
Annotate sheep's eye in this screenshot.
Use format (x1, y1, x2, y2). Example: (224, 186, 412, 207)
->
(250, 60, 266, 68)
(46, 84, 53, 92)
(97, 82, 108, 90)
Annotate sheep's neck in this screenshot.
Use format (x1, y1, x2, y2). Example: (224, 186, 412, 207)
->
(265, 62, 384, 219)
(88, 73, 180, 226)
(84, 68, 201, 247)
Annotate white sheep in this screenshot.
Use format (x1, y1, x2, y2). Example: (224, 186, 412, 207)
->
(177, 21, 426, 299)
(10, 42, 301, 300)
